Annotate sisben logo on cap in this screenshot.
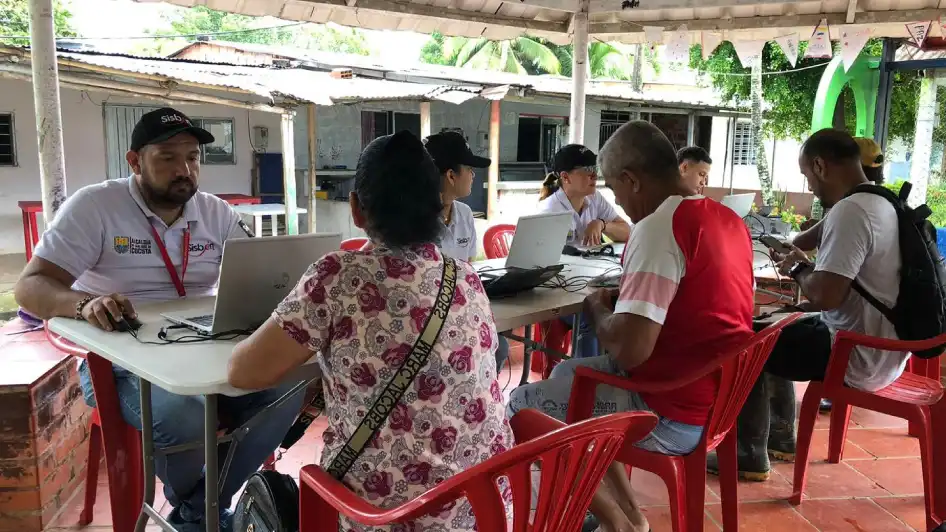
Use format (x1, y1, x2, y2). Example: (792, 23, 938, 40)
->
(160, 113, 191, 126)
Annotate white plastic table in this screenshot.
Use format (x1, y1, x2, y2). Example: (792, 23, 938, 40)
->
(231, 204, 308, 237)
(46, 257, 619, 531)
(48, 299, 317, 532)
(477, 254, 622, 382)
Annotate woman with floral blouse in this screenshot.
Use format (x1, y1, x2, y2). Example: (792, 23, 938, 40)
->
(228, 130, 513, 531)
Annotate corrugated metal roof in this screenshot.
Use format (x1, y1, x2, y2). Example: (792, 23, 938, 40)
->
(135, 0, 936, 46)
(170, 41, 731, 109)
(0, 46, 731, 110)
(0, 47, 484, 107)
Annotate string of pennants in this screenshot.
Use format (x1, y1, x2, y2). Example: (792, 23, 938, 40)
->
(647, 17, 946, 72)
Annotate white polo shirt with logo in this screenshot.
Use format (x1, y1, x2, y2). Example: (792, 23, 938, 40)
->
(439, 200, 477, 262)
(536, 188, 621, 246)
(34, 176, 243, 304)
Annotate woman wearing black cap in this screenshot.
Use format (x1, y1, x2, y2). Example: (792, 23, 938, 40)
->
(538, 144, 631, 360)
(538, 144, 632, 246)
(229, 131, 513, 531)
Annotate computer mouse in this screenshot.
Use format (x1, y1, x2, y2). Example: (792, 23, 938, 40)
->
(562, 244, 581, 256)
(109, 314, 143, 332)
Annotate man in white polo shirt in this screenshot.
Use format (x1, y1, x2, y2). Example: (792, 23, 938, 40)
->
(15, 107, 303, 531)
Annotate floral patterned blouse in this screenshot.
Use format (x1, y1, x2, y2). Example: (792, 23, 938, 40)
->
(274, 243, 514, 531)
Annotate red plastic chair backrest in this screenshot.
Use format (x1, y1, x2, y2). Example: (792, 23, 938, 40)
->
(340, 237, 369, 251)
(483, 224, 516, 259)
(299, 409, 658, 532)
(702, 313, 804, 450)
(45, 321, 90, 359)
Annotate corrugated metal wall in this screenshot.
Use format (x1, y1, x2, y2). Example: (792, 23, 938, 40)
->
(103, 104, 158, 180)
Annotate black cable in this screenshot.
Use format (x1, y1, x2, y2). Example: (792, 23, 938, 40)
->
(126, 325, 254, 346)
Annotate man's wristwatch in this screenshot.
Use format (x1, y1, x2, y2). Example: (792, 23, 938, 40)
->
(75, 295, 95, 320)
(788, 261, 812, 281)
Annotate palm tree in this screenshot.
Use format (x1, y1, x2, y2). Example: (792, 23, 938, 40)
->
(419, 33, 638, 79)
(448, 36, 562, 75)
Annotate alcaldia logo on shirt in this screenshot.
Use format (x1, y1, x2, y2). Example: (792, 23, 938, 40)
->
(113, 236, 152, 255)
(456, 237, 471, 246)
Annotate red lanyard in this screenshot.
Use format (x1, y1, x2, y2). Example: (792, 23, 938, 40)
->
(150, 224, 190, 297)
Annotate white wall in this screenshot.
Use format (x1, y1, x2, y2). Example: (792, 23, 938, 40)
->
(707, 116, 806, 194)
(0, 78, 281, 255)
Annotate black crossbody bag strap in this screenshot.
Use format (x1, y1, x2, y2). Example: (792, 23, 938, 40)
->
(324, 257, 458, 480)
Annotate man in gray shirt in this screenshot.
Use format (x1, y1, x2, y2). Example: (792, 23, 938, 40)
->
(708, 129, 904, 481)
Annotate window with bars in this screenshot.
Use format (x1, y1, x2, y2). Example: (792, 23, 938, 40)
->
(598, 110, 636, 148)
(733, 120, 757, 166)
(0, 113, 15, 166)
(193, 118, 235, 164)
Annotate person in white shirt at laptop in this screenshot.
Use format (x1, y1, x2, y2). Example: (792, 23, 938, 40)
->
(537, 144, 631, 358)
(14, 107, 303, 532)
(423, 130, 510, 371)
(537, 144, 631, 247)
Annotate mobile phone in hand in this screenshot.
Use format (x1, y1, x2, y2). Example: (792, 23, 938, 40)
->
(759, 235, 793, 254)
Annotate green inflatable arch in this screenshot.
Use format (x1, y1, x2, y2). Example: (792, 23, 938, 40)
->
(810, 54, 880, 137)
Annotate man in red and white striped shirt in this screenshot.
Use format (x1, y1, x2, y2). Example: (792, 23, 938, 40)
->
(508, 121, 755, 532)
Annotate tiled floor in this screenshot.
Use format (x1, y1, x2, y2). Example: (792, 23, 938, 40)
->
(44, 362, 932, 532)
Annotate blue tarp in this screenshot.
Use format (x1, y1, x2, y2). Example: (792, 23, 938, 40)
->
(937, 228, 946, 257)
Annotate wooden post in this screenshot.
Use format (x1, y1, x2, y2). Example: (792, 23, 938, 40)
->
(281, 111, 299, 235)
(487, 100, 501, 220)
(306, 104, 317, 233)
(420, 101, 432, 138)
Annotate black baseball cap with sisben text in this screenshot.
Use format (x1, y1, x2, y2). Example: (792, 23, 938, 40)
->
(130, 107, 215, 152)
(552, 144, 597, 173)
(423, 131, 491, 173)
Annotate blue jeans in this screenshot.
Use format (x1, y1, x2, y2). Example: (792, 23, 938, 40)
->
(79, 361, 304, 521)
(561, 312, 599, 359)
(507, 356, 702, 455)
(495, 335, 510, 372)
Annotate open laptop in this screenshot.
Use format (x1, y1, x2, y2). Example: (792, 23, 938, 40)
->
(479, 212, 571, 299)
(720, 193, 755, 218)
(162, 233, 342, 334)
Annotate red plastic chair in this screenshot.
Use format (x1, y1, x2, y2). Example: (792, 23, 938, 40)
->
(299, 409, 658, 531)
(45, 324, 143, 532)
(483, 224, 516, 260)
(791, 330, 946, 531)
(566, 313, 804, 532)
(45, 325, 277, 531)
(340, 237, 369, 251)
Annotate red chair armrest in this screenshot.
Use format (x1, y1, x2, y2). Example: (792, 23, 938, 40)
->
(45, 322, 89, 359)
(509, 408, 567, 444)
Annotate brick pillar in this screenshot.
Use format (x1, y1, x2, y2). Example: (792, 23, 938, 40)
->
(0, 340, 90, 532)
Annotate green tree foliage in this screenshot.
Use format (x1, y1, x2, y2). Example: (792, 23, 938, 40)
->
(149, 6, 370, 55)
(419, 31, 638, 79)
(687, 38, 931, 143)
(0, 0, 76, 46)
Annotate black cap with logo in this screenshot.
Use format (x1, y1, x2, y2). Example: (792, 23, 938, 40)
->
(423, 131, 491, 173)
(552, 144, 597, 173)
(130, 107, 215, 152)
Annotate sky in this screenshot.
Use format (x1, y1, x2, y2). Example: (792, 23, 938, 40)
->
(66, 0, 431, 61)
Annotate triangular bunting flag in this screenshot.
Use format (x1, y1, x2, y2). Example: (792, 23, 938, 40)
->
(664, 25, 689, 63)
(906, 21, 932, 48)
(840, 26, 871, 71)
(805, 18, 832, 59)
(701, 32, 723, 60)
(774, 34, 799, 67)
(732, 39, 766, 68)
(644, 26, 663, 53)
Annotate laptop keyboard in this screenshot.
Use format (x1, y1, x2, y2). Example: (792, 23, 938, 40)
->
(188, 315, 214, 327)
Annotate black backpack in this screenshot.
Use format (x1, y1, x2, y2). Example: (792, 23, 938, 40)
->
(847, 182, 946, 359)
(233, 470, 299, 532)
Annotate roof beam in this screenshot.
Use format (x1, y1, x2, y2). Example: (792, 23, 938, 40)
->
(589, 0, 788, 15)
(589, 9, 946, 35)
(503, 0, 579, 13)
(296, 0, 569, 32)
(846, 0, 857, 23)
